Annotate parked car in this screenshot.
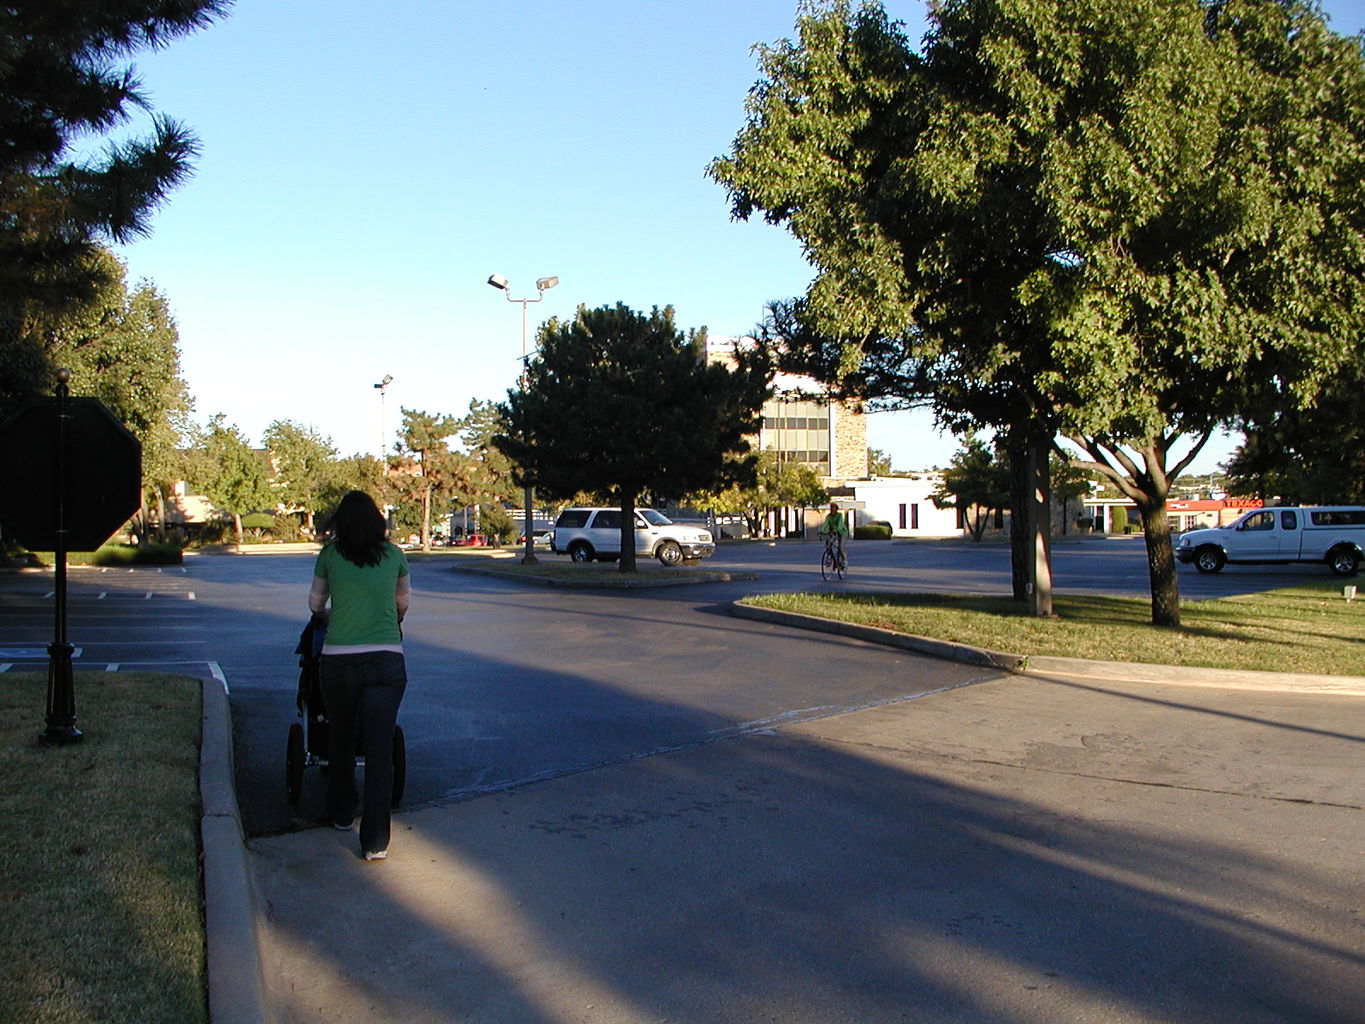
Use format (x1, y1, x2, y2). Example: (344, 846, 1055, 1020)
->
(551, 507, 715, 566)
(516, 530, 552, 549)
(1175, 506, 1365, 575)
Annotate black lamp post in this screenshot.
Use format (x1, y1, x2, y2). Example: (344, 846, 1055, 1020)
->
(487, 273, 558, 565)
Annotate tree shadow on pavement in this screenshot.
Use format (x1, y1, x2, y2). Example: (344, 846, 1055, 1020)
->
(252, 672, 1365, 1024)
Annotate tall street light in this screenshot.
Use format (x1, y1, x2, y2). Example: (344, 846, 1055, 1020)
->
(373, 374, 393, 461)
(487, 273, 558, 564)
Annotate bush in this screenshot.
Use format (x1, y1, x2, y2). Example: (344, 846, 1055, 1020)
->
(271, 514, 305, 543)
(46, 543, 184, 567)
(1110, 506, 1129, 534)
(854, 522, 893, 540)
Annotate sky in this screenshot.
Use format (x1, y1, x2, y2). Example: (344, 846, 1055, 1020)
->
(111, 0, 1365, 474)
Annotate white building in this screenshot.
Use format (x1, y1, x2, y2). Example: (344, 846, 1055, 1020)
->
(819, 474, 964, 538)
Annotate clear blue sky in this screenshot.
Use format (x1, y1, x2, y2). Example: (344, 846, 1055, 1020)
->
(112, 0, 1365, 473)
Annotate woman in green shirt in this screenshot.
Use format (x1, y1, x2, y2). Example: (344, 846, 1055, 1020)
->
(308, 490, 410, 861)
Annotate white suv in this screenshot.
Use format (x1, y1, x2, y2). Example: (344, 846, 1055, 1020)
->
(551, 507, 715, 566)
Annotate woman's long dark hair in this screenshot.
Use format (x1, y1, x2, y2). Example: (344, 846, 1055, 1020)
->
(326, 491, 389, 567)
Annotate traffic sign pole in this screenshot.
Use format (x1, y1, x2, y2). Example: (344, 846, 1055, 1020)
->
(0, 372, 140, 745)
(41, 373, 81, 746)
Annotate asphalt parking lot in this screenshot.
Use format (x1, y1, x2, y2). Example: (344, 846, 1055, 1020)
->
(2, 541, 1361, 1023)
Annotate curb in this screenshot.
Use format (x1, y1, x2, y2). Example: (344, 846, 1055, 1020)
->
(729, 602, 1365, 696)
(200, 674, 274, 1024)
(730, 603, 1025, 671)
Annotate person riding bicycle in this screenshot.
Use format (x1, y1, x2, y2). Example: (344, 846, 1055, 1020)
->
(818, 501, 848, 567)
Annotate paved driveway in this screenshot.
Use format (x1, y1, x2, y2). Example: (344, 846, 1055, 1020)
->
(254, 668, 1365, 1024)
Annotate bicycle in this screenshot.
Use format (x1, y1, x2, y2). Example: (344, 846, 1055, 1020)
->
(819, 532, 847, 581)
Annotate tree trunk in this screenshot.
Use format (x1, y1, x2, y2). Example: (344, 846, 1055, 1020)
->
(1008, 434, 1054, 614)
(420, 482, 432, 551)
(1141, 502, 1181, 627)
(154, 488, 168, 543)
(619, 492, 638, 572)
(1009, 447, 1028, 601)
(232, 513, 244, 546)
(1023, 437, 1053, 617)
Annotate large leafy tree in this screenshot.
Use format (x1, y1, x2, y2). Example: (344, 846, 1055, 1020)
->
(713, 0, 1365, 626)
(0, 1, 230, 342)
(316, 454, 393, 524)
(496, 303, 770, 571)
(1224, 367, 1365, 505)
(196, 415, 271, 545)
(263, 420, 339, 534)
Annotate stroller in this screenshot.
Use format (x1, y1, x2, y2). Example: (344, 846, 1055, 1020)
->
(285, 617, 406, 807)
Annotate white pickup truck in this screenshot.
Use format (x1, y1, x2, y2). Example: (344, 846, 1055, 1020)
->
(1175, 506, 1365, 576)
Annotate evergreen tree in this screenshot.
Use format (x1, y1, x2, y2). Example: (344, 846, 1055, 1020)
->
(0, 1, 230, 339)
(393, 409, 463, 550)
(496, 303, 770, 571)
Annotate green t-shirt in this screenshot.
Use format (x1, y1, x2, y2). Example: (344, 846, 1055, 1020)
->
(313, 542, 409, 647)
(822, 512, 848, 537)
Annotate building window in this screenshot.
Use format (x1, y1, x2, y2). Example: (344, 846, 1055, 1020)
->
(761, 397, 831, 476)
(899, 504, 907, 530)
(911, 503, 919, 530)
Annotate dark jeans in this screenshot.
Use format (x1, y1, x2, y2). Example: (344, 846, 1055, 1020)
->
(319, 651, 407, 854)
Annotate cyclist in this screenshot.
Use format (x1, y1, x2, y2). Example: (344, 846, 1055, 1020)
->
(818, 501, 848, 570)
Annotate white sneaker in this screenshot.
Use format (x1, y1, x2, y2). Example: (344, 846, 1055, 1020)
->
(364, 849, 388, 861)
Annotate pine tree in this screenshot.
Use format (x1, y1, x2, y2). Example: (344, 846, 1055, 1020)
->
(496, 304, 770, 571)
(0, 1, 229, 338)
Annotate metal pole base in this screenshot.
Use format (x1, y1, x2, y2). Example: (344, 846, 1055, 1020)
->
(521, 483, 538, 565)
(41, 642, 82, 746)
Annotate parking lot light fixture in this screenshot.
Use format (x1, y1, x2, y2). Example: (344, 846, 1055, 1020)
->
(488, 274, 559, 564)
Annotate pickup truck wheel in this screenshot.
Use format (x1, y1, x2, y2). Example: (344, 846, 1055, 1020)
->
(1327, 546, 1360, 577)
(567, 541, 593, 563)
(1193, 546, 1226, 574)
(656, 541, 683, 567)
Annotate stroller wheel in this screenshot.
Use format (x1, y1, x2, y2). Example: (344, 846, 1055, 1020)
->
(391, 724, 406, 806)
(286, 722, 305, 804)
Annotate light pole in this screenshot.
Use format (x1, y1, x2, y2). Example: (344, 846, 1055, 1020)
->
(487, 273, 558, 564)
(374, 374, 393, 461)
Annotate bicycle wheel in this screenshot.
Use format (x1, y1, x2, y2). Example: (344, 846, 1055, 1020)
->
(820, 547, 835, 581)
(835, 550, 847, 580)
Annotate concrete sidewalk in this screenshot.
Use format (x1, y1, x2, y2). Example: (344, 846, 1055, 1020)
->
(240, 670, 1363, 1024)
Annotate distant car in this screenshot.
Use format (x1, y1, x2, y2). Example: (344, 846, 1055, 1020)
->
(516, 530, 552, 549)
(552, 507, 715, 566)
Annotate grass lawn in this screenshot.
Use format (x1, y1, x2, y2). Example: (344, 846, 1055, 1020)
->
(0, 672, 205, 1024)
(741, 582, 1365, 677)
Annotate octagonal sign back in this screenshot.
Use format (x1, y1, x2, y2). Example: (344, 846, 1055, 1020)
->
(0, 397, 142, 551)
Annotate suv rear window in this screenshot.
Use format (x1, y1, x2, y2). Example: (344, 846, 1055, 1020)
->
(556, 510, 590, 528)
